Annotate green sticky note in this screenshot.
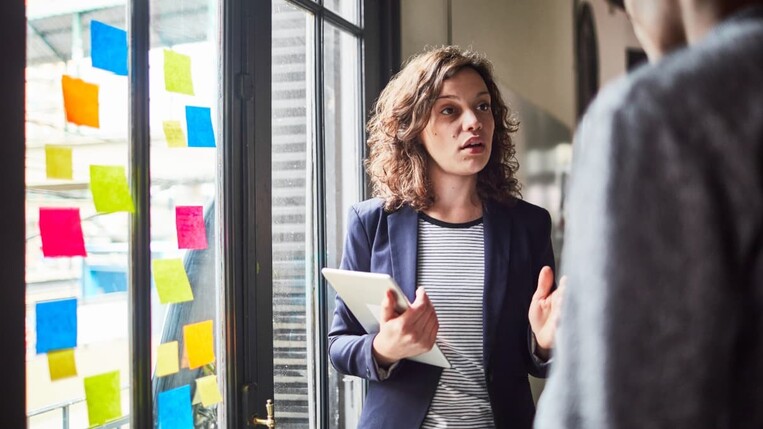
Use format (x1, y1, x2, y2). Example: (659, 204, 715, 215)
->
(164, 50, 194, 95)
(89, 165, 134, 213)
(163, 120, 187, 148)
(84, 370, 122, 426)
(152, 259, 194, 304)
(45, 145, 73, 180)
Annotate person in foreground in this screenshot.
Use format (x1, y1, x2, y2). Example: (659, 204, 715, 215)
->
(535, 0, 763, 428)
(328, 46, 564, 429)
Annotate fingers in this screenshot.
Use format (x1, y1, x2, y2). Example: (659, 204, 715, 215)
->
(379, 289, 397, 322)
(533, 266, 555, 302)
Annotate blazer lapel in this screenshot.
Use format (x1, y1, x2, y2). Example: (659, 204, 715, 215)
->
(482, 200, 512, 368)
(387, 205, 419, 302)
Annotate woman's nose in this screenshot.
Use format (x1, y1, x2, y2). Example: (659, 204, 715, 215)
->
(463, 109, 482, 131)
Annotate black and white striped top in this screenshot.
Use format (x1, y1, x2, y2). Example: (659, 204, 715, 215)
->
(418, 213, 495, 429)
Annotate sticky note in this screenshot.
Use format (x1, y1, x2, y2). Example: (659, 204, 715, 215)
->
(156, 341, 179, 377)
(184, 320, 215, 369)
(39, 208, 87, 258)
(36, 298, 77, 354)
(164, 50, 194, 95)
(89, 165, 135, 213)
(90, 20, 128, 76)
(152, 259, 194, 304)
(158, 385, 193, 429)
(45, 145, 73, 180)
(185, 106, 216, 148)
(192, 386, 202, 405)
(176, 206, 207, 249)
(62, 75, 99, 128)
(84, 371, 121, 426)
(163, 120, 187, 148)
(195, 375, 223, 406)
(48, 349, 77, 381)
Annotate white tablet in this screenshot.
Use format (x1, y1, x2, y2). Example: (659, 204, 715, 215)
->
(322, 267, 451, 369)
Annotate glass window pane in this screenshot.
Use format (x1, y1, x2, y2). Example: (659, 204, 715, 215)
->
(324, 0, 360, 26)
(149, 0, 224, 428)
(272, 1, 314, 427)
(323, 24, 363, 429)
(26, 2, 131, 427)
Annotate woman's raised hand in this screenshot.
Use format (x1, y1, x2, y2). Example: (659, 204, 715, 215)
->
(528, 266, 566, 359)
(372, 287, 439, 368)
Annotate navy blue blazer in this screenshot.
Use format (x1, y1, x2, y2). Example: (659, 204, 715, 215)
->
(328, 197, 555, 428)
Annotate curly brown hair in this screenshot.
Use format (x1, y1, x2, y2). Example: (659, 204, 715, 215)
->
(366, 46, 521, 212)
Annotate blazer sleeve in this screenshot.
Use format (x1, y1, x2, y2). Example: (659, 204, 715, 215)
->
(526, 207, 556, 378)
(327, 205, 386, 382)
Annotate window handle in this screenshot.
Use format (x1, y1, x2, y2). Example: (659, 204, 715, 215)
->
(250, 399, 276, 428)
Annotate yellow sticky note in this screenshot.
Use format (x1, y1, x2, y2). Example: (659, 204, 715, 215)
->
(184, 320, 215, 369)
(89, 165, 135, 213)
(45, 145, 73, 180)
(48, 348, 77, 381)
(84, 370, 122, 427)
(192, 385, 202, 405)
(61, 75, 100, 128)
(195, 375, 223, 406)
(156, 341, 179, 377)
(164, 50, 194, 95)
(163, 120, 187, 148)
(152, 259, 194, 304)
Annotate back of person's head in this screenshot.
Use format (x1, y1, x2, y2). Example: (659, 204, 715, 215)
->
(366, 46, 521, 212)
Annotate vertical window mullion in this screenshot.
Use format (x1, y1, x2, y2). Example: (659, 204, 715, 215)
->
(314, 7, 331, 429)
(127, 0, 152, 426)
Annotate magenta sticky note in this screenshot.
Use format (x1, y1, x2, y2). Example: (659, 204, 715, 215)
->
(175, 206, 207, 250)
(39, 208, 87, 257)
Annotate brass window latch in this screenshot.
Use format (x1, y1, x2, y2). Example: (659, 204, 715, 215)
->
(250, 399, 276, 428)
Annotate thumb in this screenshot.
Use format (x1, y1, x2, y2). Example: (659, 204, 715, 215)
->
(380, 289, 396, 322)
(533, 266, 554, 301)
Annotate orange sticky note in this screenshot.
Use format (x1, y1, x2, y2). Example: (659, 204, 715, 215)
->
(45, 145, 73, 180)
(195, 375, 223, 406)
(48, 348, 77, 381)
(61, 75, 100, 128)
(164, 50, 194, 95)
(152, 259, 194, 304)
(184, 320, 215, 369)
(155, 341, 179, 377)
(89, 165, 135, 213)
(163, 120, 187, 148)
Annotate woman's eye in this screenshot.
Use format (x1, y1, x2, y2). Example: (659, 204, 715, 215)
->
(477, 102, 491, 111)
(440, 107, 454, 115)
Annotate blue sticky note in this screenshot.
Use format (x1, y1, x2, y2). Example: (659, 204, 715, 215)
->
(185, 106, 216, 148)
(36, 298, 77, 354)
(158, 385, 193, 429)
(91, 20, 128, 76)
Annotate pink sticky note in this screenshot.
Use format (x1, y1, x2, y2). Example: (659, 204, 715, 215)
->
(175, 206, 207, 250)
(39, 208, 87, 257)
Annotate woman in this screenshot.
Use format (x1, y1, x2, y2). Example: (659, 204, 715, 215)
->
(328, 46, 562, 429)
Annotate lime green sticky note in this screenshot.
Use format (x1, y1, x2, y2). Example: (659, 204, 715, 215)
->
(84, 370, 122, 427)
(163, 120, 187, 148)
(48, 348, 77, 381)
(152, 259, 194, 304)
(195, 374, 223, 406)
(156, 341, 179, 377)
(164, 50, 194, 95)
(45, 145, 73, 180)
(184, 320, 215, 369)
(89, 165, 135, 213)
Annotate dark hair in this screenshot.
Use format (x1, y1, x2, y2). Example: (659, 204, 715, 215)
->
(366, 46, 521, 211)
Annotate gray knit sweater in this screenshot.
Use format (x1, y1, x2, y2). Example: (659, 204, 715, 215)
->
(535, 7, 763, 429)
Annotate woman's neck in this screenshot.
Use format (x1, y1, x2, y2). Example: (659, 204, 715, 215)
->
(424, 174, 483, 223)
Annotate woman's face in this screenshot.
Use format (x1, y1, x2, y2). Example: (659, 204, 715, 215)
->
(419, 67, 495, 182)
